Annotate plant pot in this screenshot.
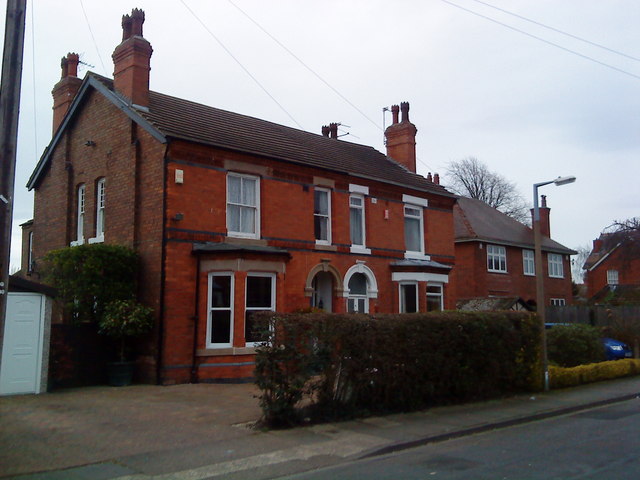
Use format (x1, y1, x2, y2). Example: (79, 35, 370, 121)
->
(106, 361, 135, 386)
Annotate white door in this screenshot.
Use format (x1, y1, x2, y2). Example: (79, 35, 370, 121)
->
(0, 293, 44, 395)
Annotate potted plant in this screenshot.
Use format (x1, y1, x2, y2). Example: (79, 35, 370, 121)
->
(99, 299, 154, 386)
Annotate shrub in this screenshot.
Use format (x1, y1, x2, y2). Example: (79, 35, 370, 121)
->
(254, 311, 542, 427)
(549, 359, 640, 389)
(546, 324, 605, 367)
(43, 244, 140, 324)
(99, 300, 154, 362)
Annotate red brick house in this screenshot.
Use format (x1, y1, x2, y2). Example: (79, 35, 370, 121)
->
(21, 10, 457, 384)
(453, 196, 575, 309)
(583, 231, 640, 303)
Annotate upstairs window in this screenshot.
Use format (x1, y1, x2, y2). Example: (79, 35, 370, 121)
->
(548, 253, 564, 278)
(95, 178, 105, 240)
(404, 205, 424, 255)
(607, 270, 619, 285)
(73, 184, 85, 246)
(27, 231, 34, 273)
(523, 249, 535, 276)
(314, 188, 331, 244)
(487, 245, 507, 272)
(550, 298, 566, 306)
(349, 194, 366, 248)
(227, 173, 259, 238)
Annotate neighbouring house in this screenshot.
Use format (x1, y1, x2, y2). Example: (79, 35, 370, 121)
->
(453, 195, 575, 309)
(583, 230, 640, 304)
(20, 9, 457, 385)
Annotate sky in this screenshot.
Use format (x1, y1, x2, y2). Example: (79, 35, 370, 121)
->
(2, 0, 639, 277)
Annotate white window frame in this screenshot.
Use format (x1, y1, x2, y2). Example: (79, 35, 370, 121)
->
(404, 204, 425, 258)
(523, 249, 535, 276)
(548, 253, 564, 278)
(550, 298, 566, 306)
(349, 194, 370, 254)
(27, 231, 34, 273)
(89, 178, 105, 244)
(207, 272, 234, 348)
(607, 269, 619, 285)
(227, 173, 260, 239)
(314, 188, 332, 245)
(399, 282, 418, 313)
(426, 282, 444, 311)
(245, 273, 276, 347)
(487, 244, 507, 273)
(71, 184, 85, 246)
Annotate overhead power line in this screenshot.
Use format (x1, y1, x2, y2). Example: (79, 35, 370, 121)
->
(78, 0, 107, 75)
(470, 0, 640, 63)
(179, 0, 303, 129)
(440, 0, 640, 81)
(227, 0, 382, 132)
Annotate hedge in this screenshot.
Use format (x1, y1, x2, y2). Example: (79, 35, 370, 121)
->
(549, 359, 640, 389)
(254, 311, 542, 427)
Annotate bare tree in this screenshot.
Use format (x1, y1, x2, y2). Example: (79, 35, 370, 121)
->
(571, 244, 591, 284)
(444, 157, 530, 224)
(601, 217, 640, 259)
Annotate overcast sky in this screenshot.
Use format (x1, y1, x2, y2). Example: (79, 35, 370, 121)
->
(3, 0, 639, 275)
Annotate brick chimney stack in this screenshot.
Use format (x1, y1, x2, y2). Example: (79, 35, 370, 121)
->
(384, 101, 417, 172)
(112, 9, 153, 108)
(51, 53, 82, 134)
(531, 195, 552, 237)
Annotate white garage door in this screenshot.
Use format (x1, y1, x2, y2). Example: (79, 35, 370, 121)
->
(0, 293, 45, 395)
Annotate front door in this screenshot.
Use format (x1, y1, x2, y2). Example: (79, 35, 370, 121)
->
(0, 293, 45, 395)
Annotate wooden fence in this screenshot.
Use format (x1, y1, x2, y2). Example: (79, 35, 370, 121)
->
(546, 305, 640, 327)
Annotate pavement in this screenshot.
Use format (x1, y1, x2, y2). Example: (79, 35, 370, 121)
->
(1, 377, 639, 480)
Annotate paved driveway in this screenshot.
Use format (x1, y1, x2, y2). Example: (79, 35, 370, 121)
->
(0, 383, 261, 477)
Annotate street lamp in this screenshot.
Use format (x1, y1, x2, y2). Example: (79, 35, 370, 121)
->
(533, 176, 576, 391)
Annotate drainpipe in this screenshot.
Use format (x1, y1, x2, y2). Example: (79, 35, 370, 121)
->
(190, 255, 201, 383)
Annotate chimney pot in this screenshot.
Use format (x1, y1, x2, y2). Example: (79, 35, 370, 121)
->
(321, 125, 330, 137)
(113, 9, 152, 107)
(541, 195, 547, 208)
(384, 101, 417, 172)
(434, 173, 440, 185)
(329, 123, 338, 139)
(400, 101, 410, 122)
(427, 172, 433, 182)
(391, 105, 399, 125)
(52, 53, 82, 134)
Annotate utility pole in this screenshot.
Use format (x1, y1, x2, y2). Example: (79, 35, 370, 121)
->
(0, 0, 27, 364)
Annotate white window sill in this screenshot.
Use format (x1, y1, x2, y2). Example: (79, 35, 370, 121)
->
(549, 275, 564, 279)
(227, 232, 260, 240)
(70, 239, 84, 247)
(88, 235, 104, 244)
(350, 246, 371, 255)
(488, 269, 508, 274)
(404, 252, 431, 261)
(197, 346, 257, 356)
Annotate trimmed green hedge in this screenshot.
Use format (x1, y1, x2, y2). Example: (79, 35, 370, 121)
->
(254, 311, 542, 427)
(549, 359, 640, 389)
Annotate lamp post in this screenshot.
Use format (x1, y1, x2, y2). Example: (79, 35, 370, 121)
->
(533, 176, 576, 391)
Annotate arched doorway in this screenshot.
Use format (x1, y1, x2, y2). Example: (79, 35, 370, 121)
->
(344, 262, 378, 313)
(305, 261, 343, 312)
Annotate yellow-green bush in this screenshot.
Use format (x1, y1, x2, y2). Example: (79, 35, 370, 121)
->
(549, 359, 640, 389)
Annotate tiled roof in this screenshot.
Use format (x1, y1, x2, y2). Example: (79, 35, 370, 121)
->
(92, 74, 454, 197)
(456, 296, 533, 311)
(454, 196, 575, 254)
